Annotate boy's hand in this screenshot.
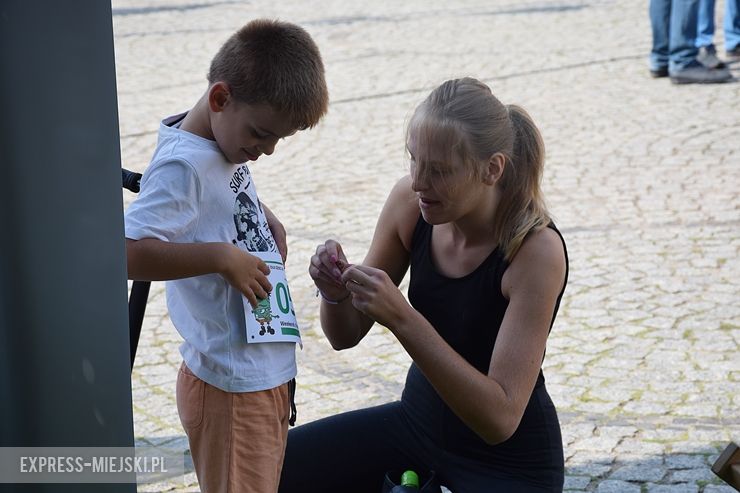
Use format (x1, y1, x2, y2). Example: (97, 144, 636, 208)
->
(220, 245, 272, 309)
(262, 203, 288, 262)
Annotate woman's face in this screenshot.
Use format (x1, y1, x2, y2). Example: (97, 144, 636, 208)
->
(408, 135, 485, 225)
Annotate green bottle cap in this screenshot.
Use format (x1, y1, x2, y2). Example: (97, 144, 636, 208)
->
(400, 470, 419, 488)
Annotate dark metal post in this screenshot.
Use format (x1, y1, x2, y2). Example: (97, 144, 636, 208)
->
(0, 1, 136, 492)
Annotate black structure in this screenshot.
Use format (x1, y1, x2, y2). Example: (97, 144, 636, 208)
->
(122, 168, 150, 370)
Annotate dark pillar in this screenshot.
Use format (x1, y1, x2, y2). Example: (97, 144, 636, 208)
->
(0, 1, 135, 492)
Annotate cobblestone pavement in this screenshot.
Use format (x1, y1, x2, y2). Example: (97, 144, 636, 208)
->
(114, 0, 739, 491)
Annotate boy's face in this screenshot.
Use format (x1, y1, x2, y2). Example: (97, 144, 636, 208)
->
(210, 85, 297, 164)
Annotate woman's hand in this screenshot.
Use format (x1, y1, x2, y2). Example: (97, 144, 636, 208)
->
(309, 240, 351, 302)
(341, 264, 413, 329)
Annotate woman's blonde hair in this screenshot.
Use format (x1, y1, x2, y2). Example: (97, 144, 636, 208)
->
(407, 77, 550, 261)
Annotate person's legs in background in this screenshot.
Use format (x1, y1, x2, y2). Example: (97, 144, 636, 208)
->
(649, 0, 671, 77)
(667, 0, 732, 81)
(650, 0, 672, 77)
(695, 0, 728, 67)
(669, 0, 701, 71)
(724, 0, 740, 57)
(696, 0, 717, 48)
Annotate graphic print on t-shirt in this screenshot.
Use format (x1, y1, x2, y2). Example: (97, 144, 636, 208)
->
(233, 191, 272, 251)
(229, 165, 276, 253)
(228, 164, 301, 345)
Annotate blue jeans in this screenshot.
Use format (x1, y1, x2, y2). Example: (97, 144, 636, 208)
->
(696, 0, 740, 50)
(650, 0, 701, 71)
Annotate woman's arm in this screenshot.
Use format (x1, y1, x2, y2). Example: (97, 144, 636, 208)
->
(314, 176, 419, 350)
(342, 226, 566, 444)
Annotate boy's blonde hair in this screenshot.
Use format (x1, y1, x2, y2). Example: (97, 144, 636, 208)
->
(407, 77, 550, 261)
(208, 19, 328, 129)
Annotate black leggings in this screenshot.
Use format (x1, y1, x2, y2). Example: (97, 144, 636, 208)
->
(278, 402, 562, 493)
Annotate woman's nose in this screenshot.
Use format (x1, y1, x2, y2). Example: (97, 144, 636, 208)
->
(411, 171, 428, 192)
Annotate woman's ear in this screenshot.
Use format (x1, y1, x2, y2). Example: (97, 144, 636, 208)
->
(207, 82, 231, 113)
(483, 153, 506, 185)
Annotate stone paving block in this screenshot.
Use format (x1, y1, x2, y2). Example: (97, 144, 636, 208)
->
(610, 463, 667, 482)
(689, 428, 737, 444)
(615, 440, 667, 457)
(646, 484, 698, 493)
(623, 401, 671, 415)
(132, 417, 164, 439)
(664, 454, 710, 470)
(570, 435, 624, 453)
(670, 467, 717, 483)
(567, 450, 615, 467)
(564, 475, 592, 490)
(566, 462, 612, 478)
(596, 480, 642, 493)
(614, 454, 665, 467)
(703, 485, 739, 493)
(673, 443, 728, 460)
(579, 401, 622, 414)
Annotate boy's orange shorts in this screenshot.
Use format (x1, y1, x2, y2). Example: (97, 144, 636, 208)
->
(176, 362, 291, 493)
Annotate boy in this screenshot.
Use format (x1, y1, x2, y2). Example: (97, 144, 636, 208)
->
(124, 19, 328, 492)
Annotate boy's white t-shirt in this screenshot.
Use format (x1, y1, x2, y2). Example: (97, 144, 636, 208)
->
(125, 113, 296, 393)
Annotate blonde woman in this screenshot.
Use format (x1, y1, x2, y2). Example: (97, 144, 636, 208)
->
(280, 78, 568, 492)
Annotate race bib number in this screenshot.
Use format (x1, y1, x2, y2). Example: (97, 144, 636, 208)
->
(242, 251, 302, 345)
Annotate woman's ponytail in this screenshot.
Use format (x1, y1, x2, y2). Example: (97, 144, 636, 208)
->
(492, 104, 550, 261)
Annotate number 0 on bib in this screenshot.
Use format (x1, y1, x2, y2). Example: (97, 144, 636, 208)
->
(242, 251, 302, 346)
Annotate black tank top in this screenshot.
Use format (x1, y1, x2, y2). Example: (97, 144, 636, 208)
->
(401, 215, 569, 474)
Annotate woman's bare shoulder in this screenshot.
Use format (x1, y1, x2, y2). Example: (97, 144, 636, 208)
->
(385, 175, 420, 252)
(503, 226, 566, 298)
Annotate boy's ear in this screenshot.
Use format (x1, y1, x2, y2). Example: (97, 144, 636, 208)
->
(483, 153, 506, 185)
(207, 82, 231, 113)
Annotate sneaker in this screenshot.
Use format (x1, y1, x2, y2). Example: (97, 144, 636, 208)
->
(650, 66, 668, 78)
(697, 46, 726, 69)
(726, 46, 740, 62)
(669, 64, 732, 84)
